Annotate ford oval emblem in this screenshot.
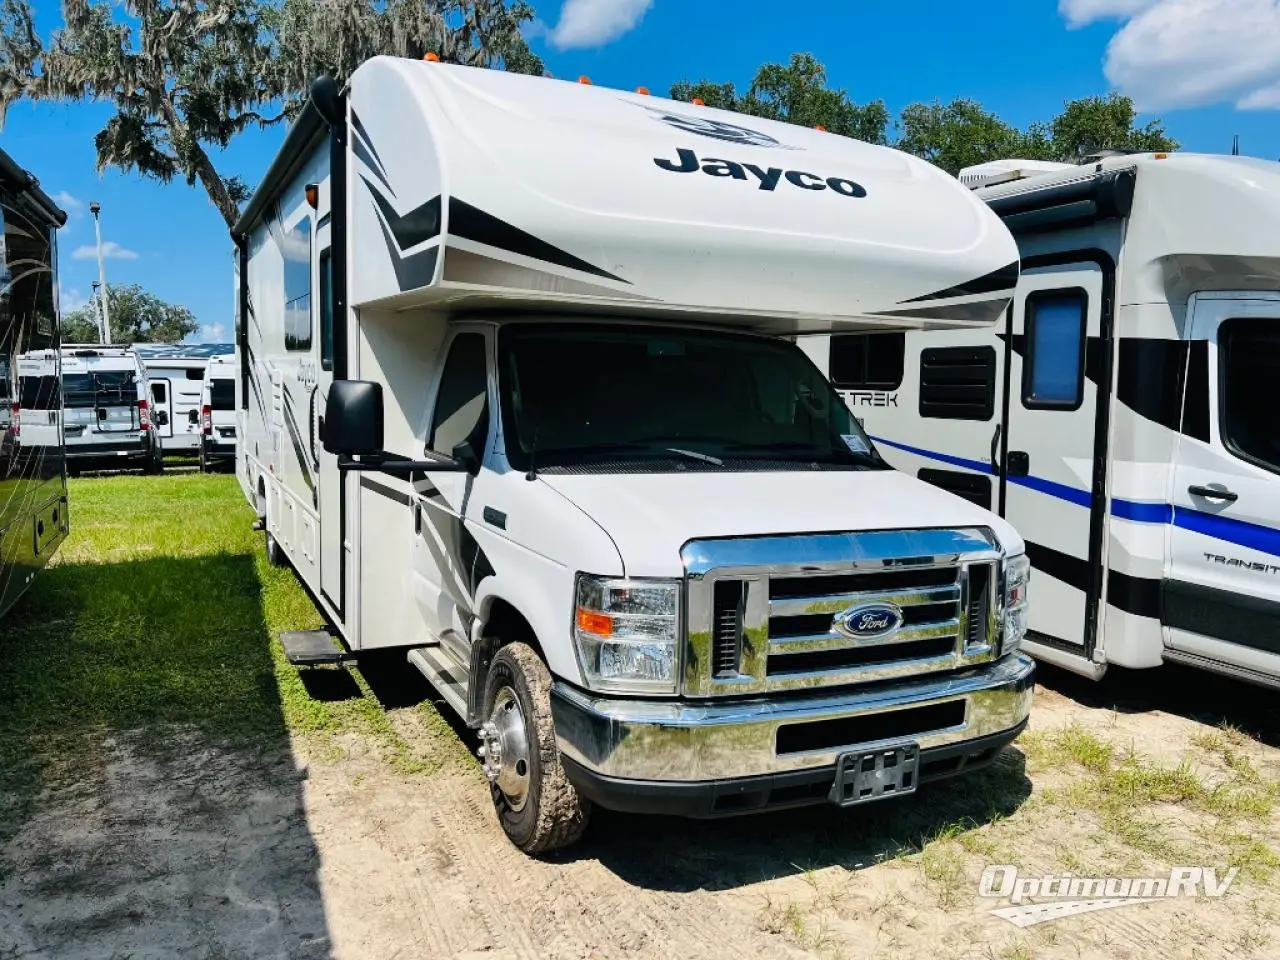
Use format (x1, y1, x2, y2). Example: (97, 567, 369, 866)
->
(836, 602, 904, 641)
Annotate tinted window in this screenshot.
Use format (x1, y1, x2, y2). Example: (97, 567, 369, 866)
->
(283, 216, 312, 351)
(151, 382, 168, 403)
(429, 333, 489, 459)
(498, 324, 885, 471)
(1024, 290, 1086, 409)
(829, 333, 905, 390)
(1220, 317, 1280, 474)
(19, 375, 60, 410)
(62, 370, 137, 408)
(919, 346, 997, 421)
(319, 249, 334, 371)
(210, 378, 235, 411)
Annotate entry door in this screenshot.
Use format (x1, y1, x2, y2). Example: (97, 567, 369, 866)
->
(315, 223, 344, 618)
(150, 379, 173, 438)
(1167, 295, 1280, 671)
(1002, 262, 1106, 650)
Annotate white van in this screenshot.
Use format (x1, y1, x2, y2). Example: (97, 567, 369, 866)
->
(803, 153, 1280, 689)
(234, 58, 1035, 853)
(198, 354, 237, 471)
(60, 345, 165, 474)
(136, 344, 233, 458)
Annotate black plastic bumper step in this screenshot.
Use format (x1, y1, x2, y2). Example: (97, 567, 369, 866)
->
(280, 630, 349, 666)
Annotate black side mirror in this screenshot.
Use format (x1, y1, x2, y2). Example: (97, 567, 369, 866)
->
(452, 440, 481, 476)
(188, 409, 199, 424)
(156, 411, 168, 426)
(324, 380, 384, 456)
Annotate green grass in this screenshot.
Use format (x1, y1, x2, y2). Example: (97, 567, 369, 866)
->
(0, 473, 472, 851)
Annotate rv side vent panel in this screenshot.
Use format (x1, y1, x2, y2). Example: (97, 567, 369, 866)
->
(919, 346, 997, 421)
(918, 468, 993, 510)
(712, 580, 745, 678)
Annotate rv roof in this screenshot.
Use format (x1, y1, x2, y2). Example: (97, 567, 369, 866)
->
(243, 58, 1021, 335)
(133, 343, 234, 361)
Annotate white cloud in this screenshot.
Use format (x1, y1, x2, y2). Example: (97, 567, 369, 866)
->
(58, 284, 89, 313)
(53, 191, 84, 217)
(71, 241, 138, 261)
(1058, 0, 1161, 27)
(1062, 0, 1280, 111)
(544, 0, 652, 50)
(193, 323, 227, 343)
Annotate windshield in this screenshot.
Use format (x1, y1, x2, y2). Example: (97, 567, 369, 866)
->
(498, 324, 886, 471)
(209, 378, 235, 411)
(63, 370, 138, 408)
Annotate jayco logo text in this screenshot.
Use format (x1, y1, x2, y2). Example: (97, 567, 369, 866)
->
(654, 148, 867, 197)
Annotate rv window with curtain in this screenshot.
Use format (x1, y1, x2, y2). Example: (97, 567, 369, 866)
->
(829, 333, 905, 390)
(1220, 317, 1280, 474)
(283, 216, 312, 351)
(919, 346, 997, 420)
(1023, 289, 1087, 409)
(429, 333, 489, 459)
(319, 249, 333, 371)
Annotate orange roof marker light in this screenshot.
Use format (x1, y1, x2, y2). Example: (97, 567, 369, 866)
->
(815, 124, 827, 132)
(423, 52, 440, 62)
(578, 76, 592, 85)
(1154, 152, 1169, 159)
(691, 97, 705, 106)
(635, 86, 650, 95)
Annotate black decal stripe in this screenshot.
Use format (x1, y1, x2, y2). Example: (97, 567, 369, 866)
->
(1025, 540, 1088, 592)
(377, 218, 439, 291)
(1182, 340, 1211, 443)
(1107, 568, 1163, 620)
(353, 137, 395, 199)
(1164, 580, 1280, 651)
(360, 476, 412, 506)
(448, 198, 629, 284)
(362, 177, 442, 250)
(901, 261, 1020, 303)
(282, 414, 316, 494)
(350, 112, 391, 187)
(871, 297, 1011, 326)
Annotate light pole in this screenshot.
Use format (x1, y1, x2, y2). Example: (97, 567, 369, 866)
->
(89, 201, 112, 344)
(90, 281, 104, 343)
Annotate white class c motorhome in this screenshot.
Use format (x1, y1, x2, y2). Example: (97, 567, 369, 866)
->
(136, 343, 234, 458)
(1, 146, 68, 620)
(802, 152, 1280, 688)
(234, 57, 1035, 853)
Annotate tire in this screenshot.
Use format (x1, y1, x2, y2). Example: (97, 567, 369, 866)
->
(481, 642, 590, 854)
(265, 530, 286, 567)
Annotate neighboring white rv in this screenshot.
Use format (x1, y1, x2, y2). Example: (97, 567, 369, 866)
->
(60, 345, 165, 474)
(234, 58, 1035, 853)
(136, 343, 233, 457)
(1, 146, 69, 620)
(199, 354, 237, 471)
(803, 152, 1280, 689)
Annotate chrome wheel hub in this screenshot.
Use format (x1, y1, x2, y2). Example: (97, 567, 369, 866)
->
(479, 687, 531, 812)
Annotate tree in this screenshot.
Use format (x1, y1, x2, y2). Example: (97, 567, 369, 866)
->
(61, 284, 199, 344)
(896, 100, 1054, 175)
(0, 1, 542, 231)
(671, 53, 888, 145)
(267, 0, 542, 109)
(1049, 93, 1177, 160)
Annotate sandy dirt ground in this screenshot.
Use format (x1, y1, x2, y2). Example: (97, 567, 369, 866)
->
(3, 663, 1280, 960)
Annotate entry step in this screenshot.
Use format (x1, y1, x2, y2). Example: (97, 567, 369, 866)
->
(280, 630, 350, 666)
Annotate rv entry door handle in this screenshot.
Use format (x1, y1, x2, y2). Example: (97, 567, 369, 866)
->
(1007, 451, 1030, 478)
(1188, 484, 1238, 503)
(989, 424, 1002, 476)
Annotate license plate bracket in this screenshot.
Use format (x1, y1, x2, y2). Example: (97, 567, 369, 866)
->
(829, 742, 920, 806)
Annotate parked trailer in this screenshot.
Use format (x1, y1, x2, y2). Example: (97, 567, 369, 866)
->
(135, 343, 234, 457)
(234, 58, 1035, 853)
(1, 148, 68, 620)
(801, 152, 1280, 688)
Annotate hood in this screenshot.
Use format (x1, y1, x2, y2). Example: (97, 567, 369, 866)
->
(538, 468, 1023, 577)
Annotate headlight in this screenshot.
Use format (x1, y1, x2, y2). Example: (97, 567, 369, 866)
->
(573, 574, 681, 695)
(1002, 553, 1030, 655)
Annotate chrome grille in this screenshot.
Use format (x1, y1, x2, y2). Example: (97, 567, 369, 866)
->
(682, 528, 1003, 697)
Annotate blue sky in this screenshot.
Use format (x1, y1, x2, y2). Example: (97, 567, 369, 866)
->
(5, 0, 1279, 342)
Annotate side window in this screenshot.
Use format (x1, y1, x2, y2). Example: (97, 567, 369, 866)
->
(919, 346, 996, 420)
(319, 249, 334, 371)
(829, 332, 905, 390)
(1220, 317, 1280, 474)
(151, 382, 168, 404)
(283, 216, 312, 351)
(428, 333, 489, 459)
(1023, 289, 1087, 409)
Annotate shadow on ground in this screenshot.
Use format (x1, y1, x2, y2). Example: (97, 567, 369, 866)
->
(0, 551, 332, 959)
(1036, 659, 1280, 747)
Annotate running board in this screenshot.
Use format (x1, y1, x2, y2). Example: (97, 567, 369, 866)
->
(408, 646, 470, 718)
(280, 629, 351, 666)
(1022, 637, 1108, 680)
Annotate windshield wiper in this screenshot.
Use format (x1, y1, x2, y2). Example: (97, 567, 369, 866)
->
(665, 447, 723, 466)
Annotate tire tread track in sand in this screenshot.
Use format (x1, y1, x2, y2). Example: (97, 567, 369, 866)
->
(367, 809, 456, 959)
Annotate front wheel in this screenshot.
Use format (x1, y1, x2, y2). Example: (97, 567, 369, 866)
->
(265, 530, 286, 567)
(480, 642, 590, 854)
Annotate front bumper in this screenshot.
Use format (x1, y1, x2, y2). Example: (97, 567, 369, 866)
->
(552, 653, 1035, 815)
